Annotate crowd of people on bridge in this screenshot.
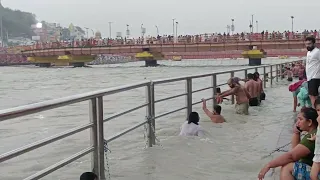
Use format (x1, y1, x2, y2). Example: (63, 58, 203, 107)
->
(19, 30, 320, 50)
(178, 36, 320, 180)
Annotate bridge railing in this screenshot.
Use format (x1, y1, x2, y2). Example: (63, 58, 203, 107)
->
(19, 36, 316, 53)
(0, 60, 301, 180)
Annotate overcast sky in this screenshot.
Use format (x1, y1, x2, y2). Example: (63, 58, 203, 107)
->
(3, 0, 319, 37)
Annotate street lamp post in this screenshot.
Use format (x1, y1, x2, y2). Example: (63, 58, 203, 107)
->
(291, 16, 294, 32)
(231, 19, 235, 35)
(126, 24, 130, 38)
(251, 14, 254, 33)
(256, 20, 259, 33)
(84, 27, 89, 39)
(172, 18, 175, 42)
(108, 22, 113, 39)
(175, 22, 178, 42)
(155, 25, 159, 36)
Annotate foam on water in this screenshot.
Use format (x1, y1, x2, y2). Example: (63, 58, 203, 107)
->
(0, 59, 297, 180)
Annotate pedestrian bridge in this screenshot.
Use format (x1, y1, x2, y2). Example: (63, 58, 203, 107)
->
(0, 60, 299, 180)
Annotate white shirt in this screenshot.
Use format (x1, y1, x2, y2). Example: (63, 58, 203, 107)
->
(306, 47, 320, 81)
(179, 121, 204, 136)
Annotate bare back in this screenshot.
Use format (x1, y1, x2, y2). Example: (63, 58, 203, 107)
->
(234, 85, 250, 104)
(245, 80, 259, 98)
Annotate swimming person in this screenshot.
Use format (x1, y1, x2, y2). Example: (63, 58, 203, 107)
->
(201, 98, 225, 123)
(245, 73, 260, 106)
(217, 77, 251, 115)
(179, 112, 204, 136)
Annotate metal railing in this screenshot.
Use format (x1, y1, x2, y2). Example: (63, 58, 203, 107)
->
(0, 60, 301, 180)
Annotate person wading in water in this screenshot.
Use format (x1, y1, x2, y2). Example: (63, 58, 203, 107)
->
(217, 77, 251, 115)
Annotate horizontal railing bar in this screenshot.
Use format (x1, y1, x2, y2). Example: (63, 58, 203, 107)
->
(192, 97, 214, 106)
(154, 93, 187, 103)
(103, 103, 148, 123)
(0, 123, 93, 163)
(23, 147, 94, 180)
(105, 120, 148, 143)
(0, 81, 150, 122)
(152, 65, 269, 85)
(192, 86, 213, 93)
(217, 82, 228, 86)
(155, 106, 187, 119)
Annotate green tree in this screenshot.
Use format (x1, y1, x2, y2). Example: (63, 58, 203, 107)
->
(0, 3, 37, 38)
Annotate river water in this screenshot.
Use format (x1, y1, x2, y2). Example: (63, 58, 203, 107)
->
(0, 58, 297, 180)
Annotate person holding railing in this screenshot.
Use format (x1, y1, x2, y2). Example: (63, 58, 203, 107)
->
(258, 107, 319, 180)
(216, 77, 251, 115)
(179, 112, 204, 136)
(201, 98, 225, 123)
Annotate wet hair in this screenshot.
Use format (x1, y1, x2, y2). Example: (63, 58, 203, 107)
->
(300, 107, 318, 127)
(188, 112, 199, 125)
(229, 77, 240, 85)
(214, 105, 222, 115)
(314, 96, 320, 108)
(80, 172, 98, 180)
(305, 36, 316, 44)
(247, 73, 254, 79)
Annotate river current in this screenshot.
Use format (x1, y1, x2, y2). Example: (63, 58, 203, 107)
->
(0, 58, 296, 180)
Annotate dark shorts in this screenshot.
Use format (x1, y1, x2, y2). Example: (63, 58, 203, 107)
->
(288, 77, 293, 81)
(249, 97, 259, 106)
(308, 79, 320, 96)
(260, 92, 266, 100)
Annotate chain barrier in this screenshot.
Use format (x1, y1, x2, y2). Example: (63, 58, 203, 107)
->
(104, 139, 111, 180)
(261, 142, 291, 159)
(143, 116, 162, 148)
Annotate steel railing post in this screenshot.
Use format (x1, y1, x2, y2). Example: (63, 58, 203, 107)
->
(230, 72, 235, 104)
(270, 65, 273, 87)
(244, 70, 248, 80)
(186, 78, 192, 117)
(89, 98, 99, 175)
(146, 82, 153, 147)
(263, 66, 267, 88)
(276, 64, 279, 82)
(212, 74, 217, 106)
(97, 96, 106, 180)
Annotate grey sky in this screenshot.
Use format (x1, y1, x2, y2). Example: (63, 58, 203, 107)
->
(3, 0, 319, 37)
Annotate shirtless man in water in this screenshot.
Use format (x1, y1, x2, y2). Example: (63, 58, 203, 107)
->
(217, 77, 251, 115)
(254, 72, 265, 101)
(245, 73, 260, 106)
(201, 98, 225, 123)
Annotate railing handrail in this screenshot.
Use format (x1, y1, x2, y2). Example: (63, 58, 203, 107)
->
(0, 59, 302, 180)
(0, 80, 150, 121)
(0, 61, 296, 120)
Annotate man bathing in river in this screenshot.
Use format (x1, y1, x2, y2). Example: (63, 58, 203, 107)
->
(245, 73, 260, 106)
(201, 98, 225, 123)
(254, 72, 266, 101)
(217, 77, 251, 115)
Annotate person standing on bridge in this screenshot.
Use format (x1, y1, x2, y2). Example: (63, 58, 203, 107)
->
(305, 36, 320, 108)
(217, 77, 251, 115)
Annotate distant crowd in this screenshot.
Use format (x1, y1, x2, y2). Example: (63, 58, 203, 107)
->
(17, 30, 320, 50)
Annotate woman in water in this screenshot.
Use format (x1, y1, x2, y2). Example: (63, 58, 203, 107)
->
(258, 107, 318, 180)
(179, 112, 204, 136)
